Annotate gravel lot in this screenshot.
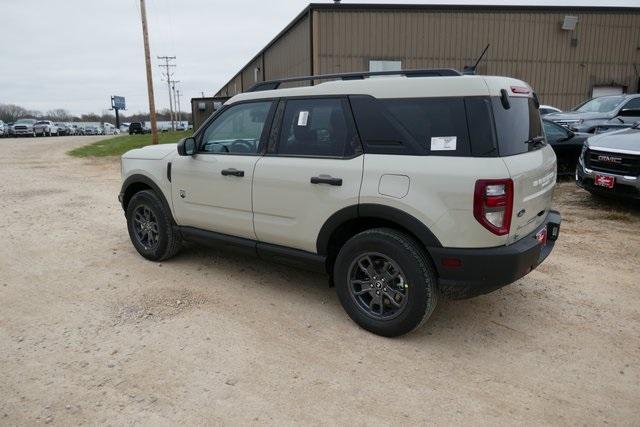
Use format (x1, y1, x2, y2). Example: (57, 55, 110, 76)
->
(1, 136, 639, 425)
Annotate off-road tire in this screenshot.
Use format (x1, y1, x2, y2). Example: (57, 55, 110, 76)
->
(333, 228, 438, 337)
(126, 190, 181, 261)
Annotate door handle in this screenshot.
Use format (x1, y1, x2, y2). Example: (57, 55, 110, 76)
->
(310, 175, 343, 186)
(221, 168, 245, 177)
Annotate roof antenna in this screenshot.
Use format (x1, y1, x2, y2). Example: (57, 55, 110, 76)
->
(463, 44, 490, 75)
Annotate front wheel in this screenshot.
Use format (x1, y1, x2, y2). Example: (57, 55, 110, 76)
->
(333, 228, 438, 337)
(126, 190, 181, 261)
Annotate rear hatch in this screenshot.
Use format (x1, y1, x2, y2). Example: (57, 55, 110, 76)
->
(491, 94, 557, 244)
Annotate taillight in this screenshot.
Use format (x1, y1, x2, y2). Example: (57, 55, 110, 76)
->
(473, 179, 514, 236)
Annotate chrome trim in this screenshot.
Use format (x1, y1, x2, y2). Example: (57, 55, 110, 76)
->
(589, 146, 640, 156)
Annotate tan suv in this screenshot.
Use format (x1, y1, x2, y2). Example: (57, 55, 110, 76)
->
(119, 69, 561, 336)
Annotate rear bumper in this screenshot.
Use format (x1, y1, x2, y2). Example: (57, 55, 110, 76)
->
(430, 210, 561, 299)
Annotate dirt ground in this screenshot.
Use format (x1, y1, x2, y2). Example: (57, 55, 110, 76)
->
(1, 135, 639, 425)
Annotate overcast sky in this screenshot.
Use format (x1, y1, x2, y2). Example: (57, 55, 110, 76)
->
(0, 0, 637, 115)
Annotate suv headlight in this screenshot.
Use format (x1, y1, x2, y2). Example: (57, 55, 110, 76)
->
(580, 142, 588, 159)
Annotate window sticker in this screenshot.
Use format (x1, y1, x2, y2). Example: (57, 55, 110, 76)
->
(430, 136, 457, 151)
(297, 111, 309, 126)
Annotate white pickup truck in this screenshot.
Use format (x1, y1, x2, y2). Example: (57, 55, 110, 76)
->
(34, 120, 59, 137)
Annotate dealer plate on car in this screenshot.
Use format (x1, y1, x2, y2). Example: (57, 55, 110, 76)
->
(594, 174, 615, 189)
(536, 228, 548, 246)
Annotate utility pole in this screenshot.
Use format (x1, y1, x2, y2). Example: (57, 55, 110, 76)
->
(157, 56, 176, 131)
(139, 0, 158, 144)
(175, 89, 182, 123)
(171, 80, 181, 124)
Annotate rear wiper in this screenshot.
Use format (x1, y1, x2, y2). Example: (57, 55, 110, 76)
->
(524, 136, 545, 145)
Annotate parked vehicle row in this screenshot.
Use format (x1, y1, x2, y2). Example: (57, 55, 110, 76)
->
(540, 93, 639, 202)
(127, 121, 189, 135)
(1, 119, 188, 138)
(0, 120, 121, 137)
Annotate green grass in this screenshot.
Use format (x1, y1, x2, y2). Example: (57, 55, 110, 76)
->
(68, 131, 188, 157)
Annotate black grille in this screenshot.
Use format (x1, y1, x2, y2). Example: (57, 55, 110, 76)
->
(586, 149, 640, 176)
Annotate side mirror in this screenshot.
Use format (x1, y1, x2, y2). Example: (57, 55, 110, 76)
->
(177, 137, 197, 156)
(565, 129, 575, 139)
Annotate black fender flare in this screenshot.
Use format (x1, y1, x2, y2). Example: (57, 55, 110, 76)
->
(120, 174, 175, 223)
(316, 204, 442, 255)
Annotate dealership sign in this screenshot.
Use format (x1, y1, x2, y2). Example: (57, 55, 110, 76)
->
(111, 96, 126, 110)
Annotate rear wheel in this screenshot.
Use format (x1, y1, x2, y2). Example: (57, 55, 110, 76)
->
(126, 190, 181, 261)
(333, 228, 438, 337)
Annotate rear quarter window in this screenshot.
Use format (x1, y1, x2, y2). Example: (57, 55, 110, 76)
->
(349, 95, 498, 157)
(381, 98, 471, 156)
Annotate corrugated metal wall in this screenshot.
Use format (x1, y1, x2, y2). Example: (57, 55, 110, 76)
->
(315, 8, 640, 109)
(265, 14, 310, 87)
(215, 15, 310, 96)
(241, 56, 264, 92)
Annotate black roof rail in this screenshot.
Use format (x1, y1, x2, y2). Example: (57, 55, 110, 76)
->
(247, 68, 462, 92)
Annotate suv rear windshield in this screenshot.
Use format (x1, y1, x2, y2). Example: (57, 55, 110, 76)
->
(491, 97, 544, 156)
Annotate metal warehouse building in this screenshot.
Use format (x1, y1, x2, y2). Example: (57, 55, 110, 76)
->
(214, 3, 640, 109)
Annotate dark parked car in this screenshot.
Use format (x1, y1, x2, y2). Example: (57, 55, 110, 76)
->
(128, 122, 147, 135)
(546, 94, 640, 133)
(543, 119, 589, 176)
(55, 123, 73, 136)
(576, 122, 640, 200)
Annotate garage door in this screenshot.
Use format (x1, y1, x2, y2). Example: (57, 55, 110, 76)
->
(592, 86, 624, 98)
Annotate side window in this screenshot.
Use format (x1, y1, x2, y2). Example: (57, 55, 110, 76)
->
(621, 98, 640, 112)
(543, 121, 567, 140)
(200, 101, 273, 154)
(277, 98, 359, 157)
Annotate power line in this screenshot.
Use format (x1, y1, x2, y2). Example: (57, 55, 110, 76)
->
(157, 55, 176, 131)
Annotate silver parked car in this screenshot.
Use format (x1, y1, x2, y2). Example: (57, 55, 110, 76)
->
(547, 94, 640, 133)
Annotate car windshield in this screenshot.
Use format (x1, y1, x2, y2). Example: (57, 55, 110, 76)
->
(16, 119, 35, 124)
(574, 96, 625, 113)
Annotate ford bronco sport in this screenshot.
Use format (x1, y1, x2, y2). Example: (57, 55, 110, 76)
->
(119, 69, 561, 337)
